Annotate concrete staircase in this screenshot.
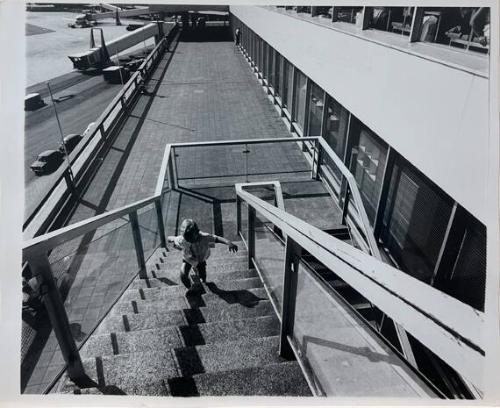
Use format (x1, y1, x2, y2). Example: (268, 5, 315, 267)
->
(53, 242, 312, 396)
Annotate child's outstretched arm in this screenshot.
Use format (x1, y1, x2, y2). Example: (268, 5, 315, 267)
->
(214, 235, 238, 253)
(167, 236, 182, 250)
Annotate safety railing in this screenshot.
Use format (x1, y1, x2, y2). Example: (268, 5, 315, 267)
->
(23, 24, 180, 240)
(235, 182, 484, 395)
(21, 137, 177, 394)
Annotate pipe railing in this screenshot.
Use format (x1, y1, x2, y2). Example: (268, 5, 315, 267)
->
(24, 25, 179, 239)
(235, 182, 484, 392)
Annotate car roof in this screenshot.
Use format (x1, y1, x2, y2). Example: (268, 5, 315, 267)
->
(39, 150, 58, 157)
(63, 133, 82, 141)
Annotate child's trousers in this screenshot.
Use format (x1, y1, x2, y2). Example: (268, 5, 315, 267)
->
(180, 261, 207, 288)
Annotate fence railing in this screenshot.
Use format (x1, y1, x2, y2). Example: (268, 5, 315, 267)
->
(22, 132, 484, 395)
(23, 24, 179, 240)
(235, 182, 484, 394)
(20, 28, 179, 393)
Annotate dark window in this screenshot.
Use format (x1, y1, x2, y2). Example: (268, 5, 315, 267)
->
(312, 6, 332, 18)
(351, 127, 387, 224)
(294, 70, 307, 131)
(381, 161, 453, 284)
(369, 7, 414, 36)
(433, 207, 487, 311)
(418, 7, 489, 54)
(324, 96, 350, 180)
(283, 59, 294, 111)
(335, 7, 363, 24)
(275, 52, 282, 97)
(268, 46, 274, 87)
(262, 42, 268, 78)
(306, 81, 324, 136)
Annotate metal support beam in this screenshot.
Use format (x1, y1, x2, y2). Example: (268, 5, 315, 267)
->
(129, 210, 147, 279)
(154, 199, 167, 248)
(361, 7, 373, 30)
(279, 236, 301, 359)
(29, 254, 85, 382)
(247, 206, 256, 269)
(315, 139, 323, 180)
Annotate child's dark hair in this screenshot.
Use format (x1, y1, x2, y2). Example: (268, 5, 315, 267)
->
(181, 219, 199, 243)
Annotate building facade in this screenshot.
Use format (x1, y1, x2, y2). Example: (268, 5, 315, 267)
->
(230, 5, 491, 397)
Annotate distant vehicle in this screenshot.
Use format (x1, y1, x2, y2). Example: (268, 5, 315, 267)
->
(126, 23, 144, 31)
(59, 134, 82, 154)
(30, 150, 64, 175)
(83, 122, 96, 136)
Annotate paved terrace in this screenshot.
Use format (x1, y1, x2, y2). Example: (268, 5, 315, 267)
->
(22, 26, 434, 398)
(23, 26, 335, 394)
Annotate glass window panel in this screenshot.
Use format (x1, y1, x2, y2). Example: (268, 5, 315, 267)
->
(324, 96, 350, 180)
(294, 70, 307, 131)
(268, 47, 275, 88)
(351, 128, 387, 224)
(369, 7, 414, 36)
(306, 81, 324, 136)
(262, 42, 268, 79)
(434, 210, 486, 311)
(381, 162, 453, 284)
(283, 59, 294, 110)
(418, 7, 489, 54)
(275, 53, 282, 97)
(335, 6, 363, 24)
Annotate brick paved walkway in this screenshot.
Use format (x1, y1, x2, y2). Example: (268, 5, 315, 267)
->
(22, 28, 342, 393)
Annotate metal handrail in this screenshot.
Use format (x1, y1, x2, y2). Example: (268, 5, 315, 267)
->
(236, 183, 484, 391)
(23, 29, 177, 237)
(23, 195, 160, 259)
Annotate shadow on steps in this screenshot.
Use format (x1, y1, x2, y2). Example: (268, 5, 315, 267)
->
(185, 282, 266, 309)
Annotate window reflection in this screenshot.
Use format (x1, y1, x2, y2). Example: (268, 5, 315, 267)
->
(418, 7, 489, 53)
(335, 7, 363, 24)
(352, 128, 387, 224)
(307, 81, 324, 136)
(370, 7, 414, 36)
(324, 97, 349, 180)
(294, 70, 307, 131)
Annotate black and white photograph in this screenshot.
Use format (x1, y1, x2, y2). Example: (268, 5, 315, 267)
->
(1, 0, 499, 405)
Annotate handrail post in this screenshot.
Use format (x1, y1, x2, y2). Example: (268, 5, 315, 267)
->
(154, 199, 167, 248)
(129, 210, 147, 279)
(247, 206, 256, 269)
(236, 196, 241, 236)
(315, 140, 323, 180)
(342, 186, 351, 225)
(279, 236, 301, 359)
(29, 254, 85, 382)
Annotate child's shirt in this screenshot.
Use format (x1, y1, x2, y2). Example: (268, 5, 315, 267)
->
(173, 231, 216, 266)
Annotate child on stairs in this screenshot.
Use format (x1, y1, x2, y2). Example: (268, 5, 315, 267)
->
(167, 219, 239, 296)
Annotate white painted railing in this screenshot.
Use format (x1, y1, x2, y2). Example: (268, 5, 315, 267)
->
(236, 182, 484, 391)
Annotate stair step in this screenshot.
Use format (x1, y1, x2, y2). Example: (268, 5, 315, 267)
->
(108, 298, 275, 324)
(147, 264, 255, 283)
(82, 327, 184, 358)
(113, 287, 268, 314)
(61, 336, 286, 394)
(153, 255, 249, 270)
(174, 335, 285, 377)
(168, 361, 312, 396)
(89, 315, 280, 356)
(123, 277, 263, 301)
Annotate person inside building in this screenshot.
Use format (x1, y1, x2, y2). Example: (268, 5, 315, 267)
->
(470, 7, 490, 46)
(234, 27, 241, 47)
(443, 7, 474, 41)
(167, 219, 238, 296)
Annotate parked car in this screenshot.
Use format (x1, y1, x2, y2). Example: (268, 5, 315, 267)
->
(30, 150, 64, 175)
(59, 133, 82, 154)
